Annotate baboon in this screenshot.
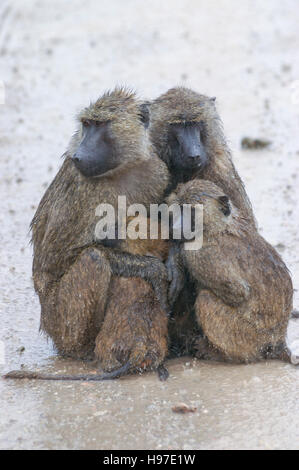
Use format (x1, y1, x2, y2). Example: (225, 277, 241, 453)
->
(5, 216, 170, 381)
(95, 216, 169, 379)
(148, 86, 258, 356)
(5, 88, 171, 381)
(149, 86, 256, 224)
(167, 179, 293, 364)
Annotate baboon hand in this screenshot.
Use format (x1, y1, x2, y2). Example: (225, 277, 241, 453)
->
(146, 258, 171, 315)
(165, 246, 185, 306)
(104, 249, 171, 314)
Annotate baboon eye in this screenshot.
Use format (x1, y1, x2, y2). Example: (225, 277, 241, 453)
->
(218, 195, 231, 216)
(82, 120, 106, 127)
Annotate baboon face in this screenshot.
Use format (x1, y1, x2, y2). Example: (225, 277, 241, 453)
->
(72, 120, 117, 177)
(167, 180, 231, 239)
(150, 87, 217, 173)
(168, 122, 207, 171)
(71, 88, 148, 178)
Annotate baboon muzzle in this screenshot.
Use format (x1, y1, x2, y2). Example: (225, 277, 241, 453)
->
(174, 125, 208, 169)
(72, 123, 116, 177)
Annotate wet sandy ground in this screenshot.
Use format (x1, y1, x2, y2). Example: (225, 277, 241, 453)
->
(0, 0, 299, 450)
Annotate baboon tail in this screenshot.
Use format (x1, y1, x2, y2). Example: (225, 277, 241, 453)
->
(3, 361, 170, 381)
(3, 362, 132, 381)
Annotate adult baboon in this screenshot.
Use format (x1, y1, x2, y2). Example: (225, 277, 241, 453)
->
(5, 216, 170, 381)
(149, 87, 256, 225)
(148, 87, 257, 356)
(30, 88, 170, 360)
(167, 179, 293, 363)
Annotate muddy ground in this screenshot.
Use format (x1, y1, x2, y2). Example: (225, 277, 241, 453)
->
(0, 0, 299, 450)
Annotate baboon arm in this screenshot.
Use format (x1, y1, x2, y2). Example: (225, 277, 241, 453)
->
(190, 248, 250, 307)
(100, 247, 170, 314)
(209, 278, 250, 307)
(165, 244, 185, 305)
(102, 247, 165, 279)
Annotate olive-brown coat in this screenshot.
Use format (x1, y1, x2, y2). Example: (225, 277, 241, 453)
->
(168, 179, 293, 362)
(149, 87, 256, 227)
(31, 88, 170, 359)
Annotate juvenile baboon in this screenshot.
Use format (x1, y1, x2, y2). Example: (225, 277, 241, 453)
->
(28, 88, 170, 361)
(167, 179, 293, 363)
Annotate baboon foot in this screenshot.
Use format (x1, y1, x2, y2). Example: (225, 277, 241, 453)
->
(95, 334, 167, 377)
(291, 310, 299, 319)
(286, 342, 299, 365)
(193, 336, 225, 362)
(277, 348, 299, 365)
(290, 352, 299, 365)
(262, 342, 299, 365)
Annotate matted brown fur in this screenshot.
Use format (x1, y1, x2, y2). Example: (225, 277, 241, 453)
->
(95, 223, 169, 372)
(167, 179, 293, 363)
(149, 86, 258, 356)
(31, 87, 170, 360)
(149, 86, 256, 227)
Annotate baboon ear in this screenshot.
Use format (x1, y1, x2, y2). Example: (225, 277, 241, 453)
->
(138, 102, 150, 128)
(218, 195, 231, 216)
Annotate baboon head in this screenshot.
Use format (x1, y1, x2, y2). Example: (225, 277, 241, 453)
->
(71, 87, 150, 177)
(167, 179, 232, 239)
(149, 87, 221, 176)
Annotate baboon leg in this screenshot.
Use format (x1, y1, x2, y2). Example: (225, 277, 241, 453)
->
(195, 290, 277, 363)
(95, 277, 168, 373)
(41, 248, 111, 359)
(193, 336, 226, 362)
(167, 283, 200, 358)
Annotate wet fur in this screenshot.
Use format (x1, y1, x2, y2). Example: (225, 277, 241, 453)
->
(168, 180, 293, 363)
(95, 219, 169, 375)
(149, 87, 258, 356)
(149, 87, 256, 226)
(31, 88, 170, 361)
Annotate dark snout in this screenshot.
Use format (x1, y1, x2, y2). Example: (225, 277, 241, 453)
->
(72, 147, 99, 178)
(182, 129, 201, 159)
(176, 126, 208, 169)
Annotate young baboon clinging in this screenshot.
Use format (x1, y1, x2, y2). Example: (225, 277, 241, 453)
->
(167, 179, 293, 364)
(28, 88, 170, 361)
